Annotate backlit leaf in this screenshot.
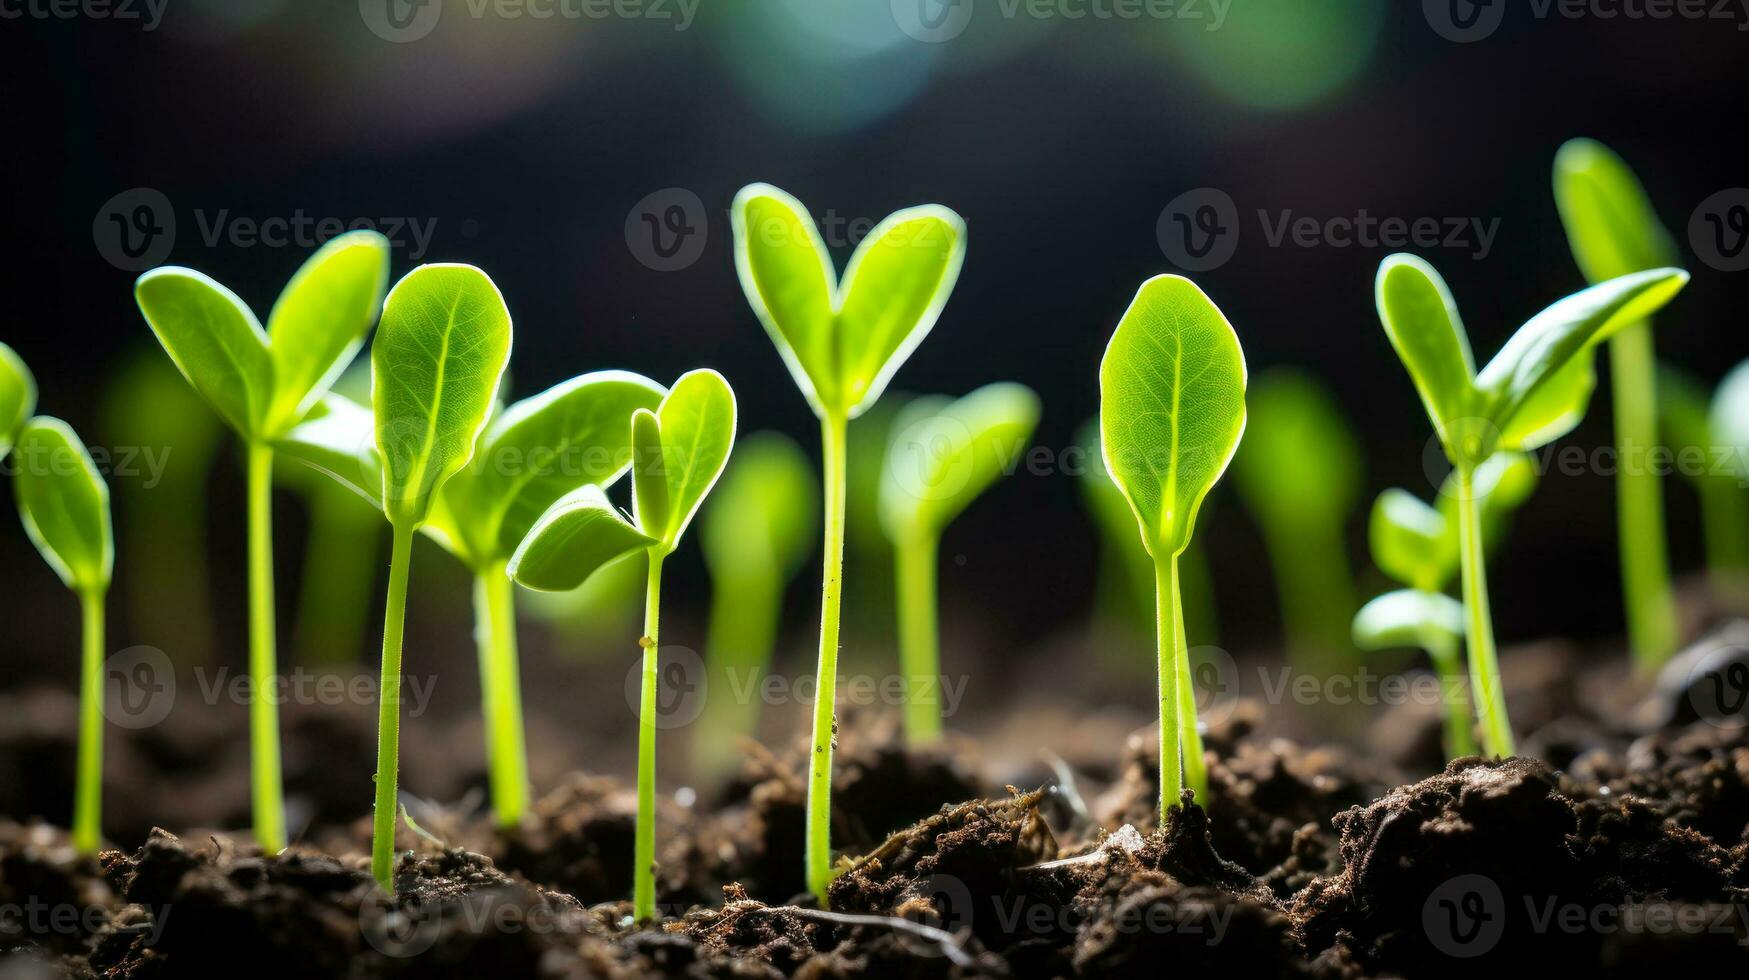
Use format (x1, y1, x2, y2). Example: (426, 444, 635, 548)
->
(878, 382, 1039, 537)
(264, 231, 391, 434)
(134, 268, 275, 438)
(12, 418, 113, 594)
(0, 341, 35, 461)
(507, 484, 657, 592)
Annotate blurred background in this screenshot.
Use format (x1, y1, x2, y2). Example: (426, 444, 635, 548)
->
(1, 0, 1744, 832)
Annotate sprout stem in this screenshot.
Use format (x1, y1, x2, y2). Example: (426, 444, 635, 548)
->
(1610, 324, 1679, 668)
(474, 562, 529, 829)
(370, 522, 415, 892)
(1424, 631, 1476, 759)
(633, 550, 664, 922)
(1455, 467, 1515, 757)
(805, 410, 849, 905)
(1152, 554, 1184, 817)
(894, 529, 942, 744)
(696, 571, 780, 777)
(245, 441, 286, 853)
(1171, 559, 1207, 804)
(73, 587, 105, 854)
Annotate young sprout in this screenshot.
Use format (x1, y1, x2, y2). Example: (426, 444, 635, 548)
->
(697, 431, 817, 778)
(1, 341, 33, 459)
(510, 369, 737, 923)
(368, 263, 512, 891)
(12, 418, 113, 854)
(134, 231, 390, 851)
(878, 383, 1039, 743)
(1099, 275, 1247, 816)
(1554, 139, 1685, 666)
(1358, 452, 1538, 758)
(1661, 364, 1749, 586)
(1376, 253, 1687, 755)
(1231, 369, 1361, 665)
(731, 183, 964, 902)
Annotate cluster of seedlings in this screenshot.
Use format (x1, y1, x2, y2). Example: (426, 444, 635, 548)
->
(0, 138, 1736, 929)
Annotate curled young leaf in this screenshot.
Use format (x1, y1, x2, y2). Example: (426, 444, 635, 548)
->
(264, 230, 391, 435)
(507, 484, 657, 592)
(1352, 589, 1464, 654)
(1369, 489, 1447, 593)
(372, 264, 513, 529)
(631, 408, 669, 545)
(1553, 138, 1680, 285)
(632, 370, 738, 551)
(12, 418, 113, 595)
(701, 431, 818, 587)
(879, 382, 1040, 539)
(1099, 275, 1247, 559)
(134, 268, 275, 438)
(0, 341, 35, 461)
(1375, 255, 1478, 461)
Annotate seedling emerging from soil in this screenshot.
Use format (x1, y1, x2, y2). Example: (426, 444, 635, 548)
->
(510, 369, 737, 922)
(1359, 452, 1537, 757)
(1554, 139, 1685, 667)
(1376, 253, 1687, 756)
(12, 418, 112, 853)
(134, 232, 389, 851)
(1662, 364, 1749, 586)
(1232, 369, 1361, 664)
(369, 263, 512, 890)
(1099, 275, 1247, 815)
(0, 341, 33, 459)
(879, 383, 1039, 743)
(697, 431, 817, 776)
(731, 183, 965, 901)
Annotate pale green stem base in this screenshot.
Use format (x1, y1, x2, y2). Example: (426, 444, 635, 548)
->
(1153, 554, 1208, 816)
(806, 411, 849, 905)
(894, 529, 942, 744)
(73, 588, 106, 854)
(1610, 324, 1678, 668)
(1424, 631, 1475, 759)
(695, 572, 780, 778)
(371, 523, 415, 892)
(633, 551, 664, 923)
(1456, 468, 1515, 757)
(246, 442, 286, 853)
(474, 562, 529, 829)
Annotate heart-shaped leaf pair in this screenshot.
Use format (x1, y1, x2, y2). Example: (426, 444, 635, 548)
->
(1099, 275, 1248, 560)
(1352, 589, 1466, 656)
(0, 342, 35, 462)
(701, 431, 817, 588)
(12, 418, 113, 596)
(1376, 254, 1688, 468)
(1368, 452, 1538, 594)
(133, 231, 391, 441)
(510, 370, 737, 591)
(732, 184, 966, 421)
(878, 382, 1040, 541)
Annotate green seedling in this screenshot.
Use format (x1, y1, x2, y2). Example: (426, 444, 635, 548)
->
(1360, 452, 1538, 758)
(731, 182, 964, 902)
(879, 383, 1039, 743)
(1377, 253, 1687, 756)
(1554, 139, 1685, 666)
(1662, 365, 1749, 584)
(697, 431, 817, 777)
(134, 231, 390, 851)
(511, 369, 737, 922)
(12, 418, 113, 853)
(1, 342, 33, 459)
(1100, 275, 1247, 817)
(367, 263, 512, 891)
(1232, 368, 1361, 664)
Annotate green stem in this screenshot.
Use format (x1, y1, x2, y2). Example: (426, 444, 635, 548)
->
(696, 572, 780, 778)
(73, 587, 105, 854)
(1424, 631, 1475, 759)
(1171, 553, 1207, 804)
(806, 410, 849, 905)
(634, 550, 665, 922)
(1456, 467, 1515, 757)
(1177, 537, 1220, 647)
(1698, 474, 1749, 581)
(293, 492, 379, 666)
(1153, 553, 1184, 818)
(1610, 324, 1679, 667)
(371, 522, 415, 892)
(894, 529, 942, 744)
(246, 442, 286, 853)
(474, 562, 529, 829)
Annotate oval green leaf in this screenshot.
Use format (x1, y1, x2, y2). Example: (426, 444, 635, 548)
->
(731, 185, 838, 414)
(701, 430, 818, 587)
(1099, 275, 1248, 559)
(878, 382, 1039, 538)
(135, 268, 275, 438)
(0, 341, 35, 461)
(1352, 589, 1464, 653)
(1375, 254, 1478, 462)
(507, 484, 657, 592)
(264, 231, 391, 435)
(12, 418, 113, 594)
(634, 370, 737, 551)
(1369, 489, 1447, 592)
(1553, 138, 1680, 285)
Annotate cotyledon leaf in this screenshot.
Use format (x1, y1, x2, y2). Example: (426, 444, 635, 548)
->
(264, 230, 391, 435)
(1553, 138, 1681, 285)
(13, 418, 113, 594)
(635, 369, 738, 551)
(507, 484, 658, 592)
(0, 341, 35, 460)
(878, 382, 1039, 537)
(134, 268, 275, 438)
(1375, 255, 1478, 461)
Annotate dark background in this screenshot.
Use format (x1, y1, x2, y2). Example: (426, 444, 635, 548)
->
(0, 0, 1740, 715)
